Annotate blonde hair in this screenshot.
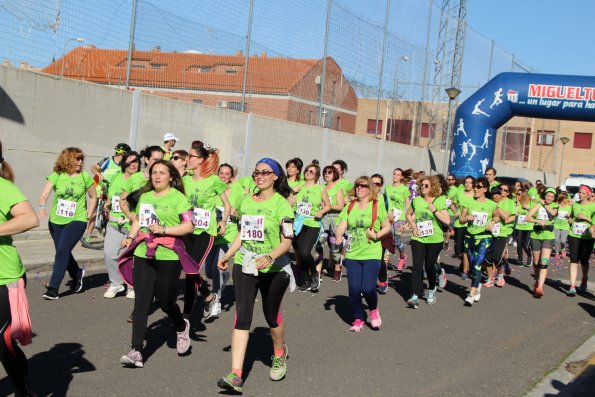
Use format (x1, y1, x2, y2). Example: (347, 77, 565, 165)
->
(54, 147, 84, 174)
(418, 176, 441, 198)
(349, 176, 379, 201)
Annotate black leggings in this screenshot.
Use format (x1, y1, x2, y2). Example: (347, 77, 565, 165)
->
(0, 282, 31, 396)
(486, 236, 507, 266)
(454, 226, 466, 256)
(410, 240, 442, 297)
(568, 236, 594, 266)
(516, 229, 532, 263)
(233, 265, 290, 331)
(183, 233, 214, 314)
(131, 257, 185, 350)
(293, 225, 320, 278)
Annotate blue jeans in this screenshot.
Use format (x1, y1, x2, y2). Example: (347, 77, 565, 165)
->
(344, 259, 381, 321)
(48, 221, 87, 290)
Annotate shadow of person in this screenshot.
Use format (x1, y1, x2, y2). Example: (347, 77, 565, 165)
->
(0, 342, 96, 397)
(578, 302, 594, 317)
(241, 327, 274, 382)
(323, 294, 352, 325)
(390, 270, 411, 303)
(0, 87, 25, 124)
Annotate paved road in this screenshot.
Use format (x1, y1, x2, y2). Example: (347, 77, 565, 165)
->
(1, 240, 594, 396)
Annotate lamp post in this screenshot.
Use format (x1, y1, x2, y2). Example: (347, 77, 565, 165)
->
(442, 86, 461, 174)
(60, 37, 85, 77)
(558, 136, 570, 185)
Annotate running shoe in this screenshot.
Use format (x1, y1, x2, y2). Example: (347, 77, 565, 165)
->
(120, 349, 144, 368)
(427, 288, 437, 305)
(406, 294, 419, 309)
(473, 292, 481, 302)
(482, 278, 494, 288)
(217, 372, 243, 393)
(438, 268, 447, 289)
(104, 284, 125, 299)
(211, 302, 222, 317)
(298, 281, 311, 292)
(578, 277, 588, 293)
(270, 344, 288, 381)
(74, 268, 85, 293)
(42, 288, 59, 300)
(504, 262, 512, 276)
(397, 254, 407, 271)
(460, 272, 468, 281)
(176, 319, 191, 355)
(534, 287, 544, 298)
(560, 250, 567, 258)
(311, 273, 321, 292)
(524, 257, 532, 267)
(349, 319, 365, 332)
(464, 295, 474, 306)
(203, 293, 220, 319)
(377, 281, 389, 294)
(333, 270, 342, 282)
(126, 289, 135, 299)
(567, 286, 577, 297)
(496, 274, 505, 287)
(370, 309, 382, 330)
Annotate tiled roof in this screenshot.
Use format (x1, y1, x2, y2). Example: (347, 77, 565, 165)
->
(42, 47, 328, 94)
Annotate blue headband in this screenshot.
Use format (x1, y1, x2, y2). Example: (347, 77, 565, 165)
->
(256, 158, 281, 176)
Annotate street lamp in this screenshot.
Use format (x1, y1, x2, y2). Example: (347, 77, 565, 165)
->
(558, 136, 570, 184)
(442, 86, 461, 173)
(61, 37, 85, 77)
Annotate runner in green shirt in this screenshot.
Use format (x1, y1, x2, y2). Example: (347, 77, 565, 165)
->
(332, 159, 353, 204)
(491, 184, 516, 286)
(322, 165, 346, 281)
(384, 168, 411, 271)
(216, 158, 294, 393)
(566, 185, 595, 296)
(285, 157, 304, 195)
(553, 191, 571, 258)
(514, 188, 535, 267)
(526, 187, 558, 297)
(453, 176, 475, 279)
(0, 145, 39, 396)
(38, 147, 97, 299)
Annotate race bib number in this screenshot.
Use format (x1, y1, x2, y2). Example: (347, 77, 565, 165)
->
(111, 196, 122, 213)
(56, 199, 77, 218)
(138, 204, 159, 227)
(573, 222, 588, 236)
(296, 201, 312, 216)
(492, 223, 501, 237)
(392, 208, 402, 220)
(472, 211, 488, 227)
(416, 220, 434, 237)
(557, 211, 568, 220)
(445, 199, 452, 207)
(537, 207, 548, 221)
(240, 215, 265, 241)
(193, 208, 211, 229)
(517, 214, 527, 225)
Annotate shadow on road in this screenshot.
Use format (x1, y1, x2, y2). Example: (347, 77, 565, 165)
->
(242, 327, 274, 381)
(323, 294, 352, 325)
(577, 302, 594, 318)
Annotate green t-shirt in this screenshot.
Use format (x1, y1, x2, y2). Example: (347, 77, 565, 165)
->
(0, 178, 27, 285)
(446, 186, 459, 216)
(497, 197, 516, 237)
(47, 171, 93, 225)
(238, 175, 257, 195)
(385, 184, 410, 221)
(107, 171, 135, 228)
(295, 183, 325, 228)
(410, 196, 447, 244)
(123, 171, 149, 193)
(234, 193, 294, 273)
(335, 178, 353, 199)
(554, 204, 571, 231)
(133, 188, 191, 260)
(530, 202, 559, 240)
(214, 182, 243, 246)
(454, 190, 474, 228)
(514, 202, 534, 231)
(339, 200, 388, 260)
(183, 174, 227, 236)
(288, 179, 304, 194)
(464, 198, 497, 237)
(569, 201, 595, 239)
(326, 182, 342, 214)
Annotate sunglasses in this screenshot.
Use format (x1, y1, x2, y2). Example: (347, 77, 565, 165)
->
(324, 170, 334, 174)
(421, 183, 431, 188)
(124, 161, 138, 167)
(75, 156, 84, 161)
(305, 169, 316, 174)
(447, 178, 455, 182)
(171, 156, 184, 161)
(373, 182, 382, 187)
(501, 188, 509, 192)
(473, 184, 485, 189)
(252, 170, 275, 177)
(355, 183, 370, 189)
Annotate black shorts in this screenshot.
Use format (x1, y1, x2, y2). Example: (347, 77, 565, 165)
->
(485, 236, 507, 265)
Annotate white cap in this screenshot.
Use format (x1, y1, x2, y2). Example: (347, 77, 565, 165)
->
(559, 185, 566, 192)
(163, 132, 179, 142)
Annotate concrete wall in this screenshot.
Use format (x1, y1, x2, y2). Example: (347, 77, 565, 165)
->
(1, 65, 553, 230)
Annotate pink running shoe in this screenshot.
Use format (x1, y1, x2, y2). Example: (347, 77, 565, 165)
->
(496, 275, 505, 287)
(370, 309, 382, 330)
(397, 254, 407, 271)
(349, 319, 365, 332)
(482, 278, 494, 288)
(176, 319, 191, 355)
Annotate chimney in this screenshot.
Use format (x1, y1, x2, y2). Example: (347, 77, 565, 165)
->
(3, 59, 12, 67)
(235, 50, 243, 57)
(260, 50, 267, 58)
(152, 45, 161, 52)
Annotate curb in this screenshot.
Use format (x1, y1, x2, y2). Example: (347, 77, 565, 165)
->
(25, 257, 106, 276)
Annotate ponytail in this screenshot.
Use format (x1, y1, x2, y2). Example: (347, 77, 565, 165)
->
(0, 141, 15, 182)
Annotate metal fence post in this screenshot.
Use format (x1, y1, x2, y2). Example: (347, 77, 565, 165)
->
(125, 0, 138, 89)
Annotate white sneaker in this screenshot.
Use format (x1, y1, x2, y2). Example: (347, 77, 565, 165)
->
(464, 295, 474, 306)
(211, 302, 222, 317)
(104, 284, 125, 298)
(126, 289, 135, 299)
(473, 292, 481, 302)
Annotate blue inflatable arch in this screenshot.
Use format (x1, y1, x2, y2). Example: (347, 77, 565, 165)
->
(448, 72, 595, 178)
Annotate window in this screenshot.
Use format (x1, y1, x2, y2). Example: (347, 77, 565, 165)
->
(336, 116, 341, 131)
(228, 101, 246, 111)
(386, 119, 412, 144)
(367, 119, 382, 134)
(420, 122, 436, 139)
(151, 63, 167, 69)
(192, 99, 203, 104)
(574, 132, 592, 149)
(225, 69, 237, 74)
(536, 130, 554, 146)
(331, 80, 337, 103)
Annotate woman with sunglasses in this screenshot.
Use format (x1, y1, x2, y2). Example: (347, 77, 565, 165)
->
(216, 158, 294, 393)
(119, 160, 195, 368)
(286, 157, 304, 194)
(182, 141, 230, 320)
(38, 147, 97, 300)
(566, 185, 595, 296)
(384, 168, 411, 272)
(525, 187, 559, 297)
(513, 188, 535, 267)
(405, 176, 450, 308)
(321, 165, 346, 281)
(553, 191, 571, 259)
(103, 151, 140, 299)
(171, 150, 189, 177)
(335, 177, 391, 331)
(290, 163, 331, 292)
(459, 177, 499, 306)
(452, 176, 475, 279)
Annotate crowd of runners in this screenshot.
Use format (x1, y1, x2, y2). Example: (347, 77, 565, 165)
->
(1, 133, 594, 395)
